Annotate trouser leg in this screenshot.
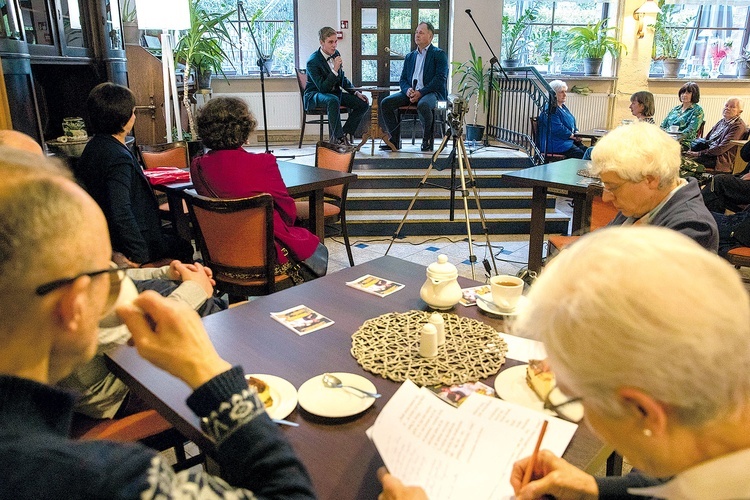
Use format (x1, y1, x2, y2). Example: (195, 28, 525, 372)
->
(341, 92, 369, 135)
(703, 174, 750, 213)
(380, 92, 410, 142)
(310, 93, 343, 140)
(417, 94, 438, 138)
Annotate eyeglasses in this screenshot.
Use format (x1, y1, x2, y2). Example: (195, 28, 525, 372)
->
(602, 181, 628, 194)
(544, 387, 583, 423)
(35, 263, 127, 312)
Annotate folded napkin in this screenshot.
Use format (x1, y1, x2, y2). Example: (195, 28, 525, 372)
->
(142, 167, 191, 185)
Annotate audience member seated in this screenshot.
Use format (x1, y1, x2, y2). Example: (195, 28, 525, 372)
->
(58, 261, 227, 419)
(379, 21, 449, 152)
(191, 97, 324, 283)
(0, 150, 315, 498)
(589, 122, 718, 251)
(685, 98, 746, 172)
(537, 80, 587, 159)
(583, 91, 656, 159)
(77, 82, 193, 266)
(303, 26, 369, 147)
(660, 81, 704, 149)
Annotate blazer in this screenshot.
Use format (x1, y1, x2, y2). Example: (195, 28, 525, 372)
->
(303, 49, 355, 110)
(538, 105, 578, 154)
(399, 44, 448, 100)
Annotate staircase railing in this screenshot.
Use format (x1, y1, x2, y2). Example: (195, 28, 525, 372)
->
(485, 66, 556, 165)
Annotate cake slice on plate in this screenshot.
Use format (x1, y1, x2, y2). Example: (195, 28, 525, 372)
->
(526, 358, 555, 402)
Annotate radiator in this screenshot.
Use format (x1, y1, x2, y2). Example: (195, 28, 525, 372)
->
(565, 93, 613, 131)
(654, 95, 750, 132)
(218, 92, 301, 130)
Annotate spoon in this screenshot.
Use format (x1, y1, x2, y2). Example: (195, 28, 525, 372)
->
(476, 294, 514, 313)
(322, 373, 381, 398)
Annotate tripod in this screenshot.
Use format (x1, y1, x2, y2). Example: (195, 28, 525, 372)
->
(385, 110, 499, 280)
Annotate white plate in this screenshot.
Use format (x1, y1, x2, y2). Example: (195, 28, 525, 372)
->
(297, 372, 377, 418)
(246, 374, 298, 420)
(476, 294, 528, 316)
(494, 365, 583, 422)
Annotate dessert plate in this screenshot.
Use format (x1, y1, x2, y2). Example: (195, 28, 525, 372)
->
(476, 294, 528, 317)
(246, 374, 298, 420)
(297, 372, 377, 418)
(493, 365, 583, 422)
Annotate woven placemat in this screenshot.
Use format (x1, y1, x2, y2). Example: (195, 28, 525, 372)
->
(350, 310, 507, 386)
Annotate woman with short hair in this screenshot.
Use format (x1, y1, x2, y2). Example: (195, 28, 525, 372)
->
(629, 90, 655, 123)
(537, 80, 587, 159)
(661, 81, 704, 147)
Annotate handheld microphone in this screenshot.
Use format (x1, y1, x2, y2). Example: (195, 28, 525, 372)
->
(384, 47, 405, 58)
(412, 79, 418, 90)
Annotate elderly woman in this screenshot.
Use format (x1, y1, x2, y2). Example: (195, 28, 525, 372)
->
(191, 97, 321, 280)
(590, 122, 718, 251)
(660, 81, 704, 148)
(509, 225, 750, 499)
(537, 80, 587, 159)
(629, 90, 655, 124)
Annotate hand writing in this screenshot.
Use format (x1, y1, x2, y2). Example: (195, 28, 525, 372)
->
(117, 291, 232, 389)
(510, 450, 599, 500)
(377, 468, 428, 500)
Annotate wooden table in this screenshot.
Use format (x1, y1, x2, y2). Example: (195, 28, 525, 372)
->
(731, 139, 749, 174)
(106, 255, 615, 499)
(502, 159, 603, 273)
(154, 160, 357, 243)
(354, 86, 398, 155)
(575, 128, 609, 146)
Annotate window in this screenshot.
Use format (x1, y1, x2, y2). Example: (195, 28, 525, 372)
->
(201, 0, 296, 77)
(502, 0, 615, 75)
(650, 2, 750, 78)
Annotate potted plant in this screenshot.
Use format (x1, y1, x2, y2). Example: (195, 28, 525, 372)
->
(451, 43, 498, 142)
(249, 9, 291, 74)
(733, 47, 750, 78)
(173, 0, 234, 137)
(651, 0, 692, 78)
(501, 4, 539, 67)
(566, 19, 627, 76)
(120, 0, 139, 45)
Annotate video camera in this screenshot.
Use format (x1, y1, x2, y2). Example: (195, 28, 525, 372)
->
(436, 94, 468, 136)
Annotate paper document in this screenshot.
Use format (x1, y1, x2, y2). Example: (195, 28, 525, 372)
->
(502, 333, 547, 363)
(368, 380, 577, 500)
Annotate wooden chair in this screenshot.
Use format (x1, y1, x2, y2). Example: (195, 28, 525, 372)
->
(295, 141, 356, 266)
(295, 68, 348, 148)
(530, 116, 565, 163)
(71, 409, 203, 472)
(139, 141, 191, 223)
(728, 246, 750, 273)
(397, 105, 446, 145)
(696, 120, 705, 139)
(547, 195, 619, 256)
(183, 190, 293, 298)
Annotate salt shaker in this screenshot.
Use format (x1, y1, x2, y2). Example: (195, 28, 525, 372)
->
(419, 323, 438, 358)
(429, 312, 445, 346)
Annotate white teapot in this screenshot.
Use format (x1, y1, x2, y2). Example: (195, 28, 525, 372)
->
(420, 254, 462, 310)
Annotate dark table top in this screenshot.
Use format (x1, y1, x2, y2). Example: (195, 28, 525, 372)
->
(106, 256, 610, 499)
(502, 158, 602, 194)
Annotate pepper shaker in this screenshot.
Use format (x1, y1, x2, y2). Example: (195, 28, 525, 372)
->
(429, 312, 445, 346)
(419, 323, 438, 357)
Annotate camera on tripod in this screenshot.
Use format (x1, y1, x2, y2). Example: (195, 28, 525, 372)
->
(436, 94, 467, 134)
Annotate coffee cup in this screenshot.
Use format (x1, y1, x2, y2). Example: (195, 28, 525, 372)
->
(489, 275, 524, 311)
(669, 125, 679, 133)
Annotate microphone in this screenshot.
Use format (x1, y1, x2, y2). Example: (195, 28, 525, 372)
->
(412, 79, 418, 90)
(385, 47, 405, 58)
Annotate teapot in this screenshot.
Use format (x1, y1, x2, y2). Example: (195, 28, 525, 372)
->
(420, 254, 462, 310)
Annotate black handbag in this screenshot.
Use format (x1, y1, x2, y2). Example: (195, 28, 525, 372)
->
(288, 243, 328, 282)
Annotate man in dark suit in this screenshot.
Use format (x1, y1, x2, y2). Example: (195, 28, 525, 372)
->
(304, 26, 369, 147)
(380, 21, 449, 152)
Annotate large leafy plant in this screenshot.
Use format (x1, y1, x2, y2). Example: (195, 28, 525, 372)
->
(651, 1, 693, 60)
(501, 5, 539, 61)
(567, 19, 627, 59)
(451, 43, 498, 125)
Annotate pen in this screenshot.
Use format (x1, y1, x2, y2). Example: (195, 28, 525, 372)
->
(521, 420, 548, 488)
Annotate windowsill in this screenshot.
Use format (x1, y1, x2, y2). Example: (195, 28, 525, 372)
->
(647, 77, 750, 82)
(221, 74, 295, 80)
(543, 75, 617, 81)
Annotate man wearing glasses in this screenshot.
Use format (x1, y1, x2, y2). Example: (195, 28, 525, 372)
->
(0, 151, 314, 498)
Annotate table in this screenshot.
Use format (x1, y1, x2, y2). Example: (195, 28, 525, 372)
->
(354, 86, 398, 155)
(575, 128, 608, 146)
(154, 160, 357, 243)
(502, 159, 603, 273)
(731, 139, 749, 174)
(106, 255, 615, 499)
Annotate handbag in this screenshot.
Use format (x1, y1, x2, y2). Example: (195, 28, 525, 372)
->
(294, 243, 329, 279)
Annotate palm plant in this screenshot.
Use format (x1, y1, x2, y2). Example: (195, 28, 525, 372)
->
(501, 5, 539, 62)
(567, 19, 626, 59)
(451, 43, 497, 125)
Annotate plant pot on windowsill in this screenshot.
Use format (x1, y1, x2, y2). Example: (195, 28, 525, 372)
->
(502, 58, 521, 68)
(661, 58, 684, 78)
(583, 57, 603, 76)
(465, 124, 485, 143)
(738, 64, 750, 78)
(123, 21, 140, 45)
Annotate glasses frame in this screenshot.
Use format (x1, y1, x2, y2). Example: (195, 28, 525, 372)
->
(543, 387, 584, 423)
(35, 264, 128, 313)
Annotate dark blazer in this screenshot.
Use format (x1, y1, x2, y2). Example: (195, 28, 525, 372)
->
(76, 134, 167, 263)
(399, 45, 448, 100)
(303, 49, 355, 110)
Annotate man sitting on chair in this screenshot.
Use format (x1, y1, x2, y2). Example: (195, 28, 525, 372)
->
(380, 21, 448, 152)
(684, 98, 746, 172)
(304, 26, 369, 147)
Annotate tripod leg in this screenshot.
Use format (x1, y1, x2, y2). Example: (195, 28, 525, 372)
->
(454, 137, 478, 279)
(385, 133, 452, 255)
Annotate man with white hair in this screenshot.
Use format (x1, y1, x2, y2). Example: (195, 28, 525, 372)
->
(685, 98, 745, 172)
(0, 150, 315, 498)
(590, 122, 719, 251)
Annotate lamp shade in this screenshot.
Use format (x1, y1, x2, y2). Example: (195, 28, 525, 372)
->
(635, 0, 662, 15)
(135, 0, 190, 30)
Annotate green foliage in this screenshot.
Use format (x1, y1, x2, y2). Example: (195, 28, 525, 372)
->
(502, 5, 539, 61)
(120, 0, 136, 23)
(651, 0, 693, 60)
(248, 8, 291, 59)
(451, 43, 498, 125)
(566, 19, 627, 60)
(173, 0, 234, 76)
(735, 48, 750, 69)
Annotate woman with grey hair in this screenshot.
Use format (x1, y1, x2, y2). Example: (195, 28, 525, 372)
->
(511, 225, 750, 499)
(537, 79, 587, 158)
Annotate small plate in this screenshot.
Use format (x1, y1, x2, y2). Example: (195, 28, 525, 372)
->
(494, 365, 583, 422)
(246, 374, 298, 420)
(476, 294, 528, 317)
(297, 372, 377, 418)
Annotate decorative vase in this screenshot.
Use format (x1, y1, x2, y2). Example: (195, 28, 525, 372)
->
(661, 58, 684, 78)
(583, 58, 603, 76)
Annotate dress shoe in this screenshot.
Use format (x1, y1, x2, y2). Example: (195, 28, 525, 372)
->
(421, 138, 434, 152)
(344, 132, 355, 145)
(379, 137, 401, 151)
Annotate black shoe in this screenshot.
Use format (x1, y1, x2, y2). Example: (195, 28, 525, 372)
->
(344, 132, 355, 145)
(331, 135, 350, 147)
(421, 138, 433, 152)
(379, 137, 401, 151)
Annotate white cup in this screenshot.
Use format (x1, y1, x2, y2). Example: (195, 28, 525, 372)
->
(669, 125, 679, 133)
(490, 275, 524, 311)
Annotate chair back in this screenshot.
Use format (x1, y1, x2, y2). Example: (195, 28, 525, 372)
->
(696, 120, 706, 139)
(315, 141, 356, 199)
(139, 141, 190, 169)
(183, 190, 283, 296)
(295, 68, 307, 99)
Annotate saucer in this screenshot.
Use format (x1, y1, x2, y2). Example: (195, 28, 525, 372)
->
(476, 293, 528, 316)
(245, 374, 298, 420)
(297, 372, 377, 418)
